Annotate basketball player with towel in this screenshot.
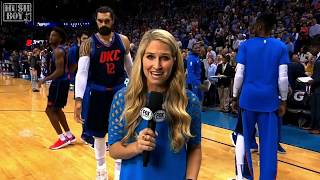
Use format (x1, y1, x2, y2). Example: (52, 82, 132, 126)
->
(231, 13, 290, 180)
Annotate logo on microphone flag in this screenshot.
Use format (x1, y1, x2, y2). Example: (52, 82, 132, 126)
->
(140, 107, 153, 121)
(154, 110, 166, 122)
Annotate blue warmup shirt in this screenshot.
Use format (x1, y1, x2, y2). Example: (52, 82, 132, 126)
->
(108, 88, 202, 180)
(186, 52, 202, 85)
(236, 37, 290, 112)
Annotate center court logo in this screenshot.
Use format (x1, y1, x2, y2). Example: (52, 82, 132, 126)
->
(1, 2, 33, 25)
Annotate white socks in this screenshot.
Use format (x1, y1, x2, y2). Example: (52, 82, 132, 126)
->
(94, 137, 121, 180)
(235, 134, 245, 180)
(65, 131, 73, 139)
(96, 163, 108, 180)
(59, 134, 66, 141)
(94, 137, 107, 167)
(114, 159, 122, 180)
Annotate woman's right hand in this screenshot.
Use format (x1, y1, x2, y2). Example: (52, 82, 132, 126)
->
(74, 99, 83, 124)
(135, 128, 157, 154)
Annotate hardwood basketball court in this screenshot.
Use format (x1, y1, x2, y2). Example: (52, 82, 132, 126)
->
(0, 75, 319, 179)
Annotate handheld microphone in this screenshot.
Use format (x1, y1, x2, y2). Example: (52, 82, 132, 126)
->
(140, 91, 163, 167)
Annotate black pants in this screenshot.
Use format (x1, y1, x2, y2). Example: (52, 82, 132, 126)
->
(310, 89, 320, 129)
(13, 63, 20, 77)
(203, 83, 219, 107)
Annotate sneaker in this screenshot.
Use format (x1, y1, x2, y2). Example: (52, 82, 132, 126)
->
(49, 138, 70, 150)
(81, 138, 89, 145)
(67, 135, 77, 144)
(81, 135, 94, 145)
(90, 143, 95, 149)
(230, 132, 237, 146)
(278, 144, 286, 154)
(96, 164, 108, 180)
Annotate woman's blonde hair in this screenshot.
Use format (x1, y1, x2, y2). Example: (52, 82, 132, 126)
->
(122, 29, 192, 152)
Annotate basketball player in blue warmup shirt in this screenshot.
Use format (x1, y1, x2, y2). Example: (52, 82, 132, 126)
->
(232, 13, 290, 180)
(108, 29, 202, 180)
(68, 31, 93, 144)
(186, 42, 203, 101)
(74, 7, 133, 180)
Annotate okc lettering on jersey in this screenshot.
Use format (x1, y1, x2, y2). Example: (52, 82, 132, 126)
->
(99, 49, 121, 74)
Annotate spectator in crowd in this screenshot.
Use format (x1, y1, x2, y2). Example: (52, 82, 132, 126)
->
(288, 53, 307, 90)
(286, 36, 294, 57)
(307, 35, 320, 134)
(305, 55, 316, 76)
(206, 46, 216, 63)
(309, 18, 320, 38)
(30, 48, 40, 92)
(203, 54, 218, 107)
(216, 54, 234, 112)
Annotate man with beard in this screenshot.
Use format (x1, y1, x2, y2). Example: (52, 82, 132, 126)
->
(74, 6, 132, 180)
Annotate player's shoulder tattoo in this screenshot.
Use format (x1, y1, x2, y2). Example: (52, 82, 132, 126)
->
(120, 34, 129, 43)
(79, 37, 92, 57)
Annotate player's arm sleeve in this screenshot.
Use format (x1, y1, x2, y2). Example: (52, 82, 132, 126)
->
(75, 39, 91, 99)
(124, 52, 133, 78)
(75, 56, 89, 99)
(278, 64, 289, 101)
(233, 63, 245, 98)
(120, 34, 133, 78)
